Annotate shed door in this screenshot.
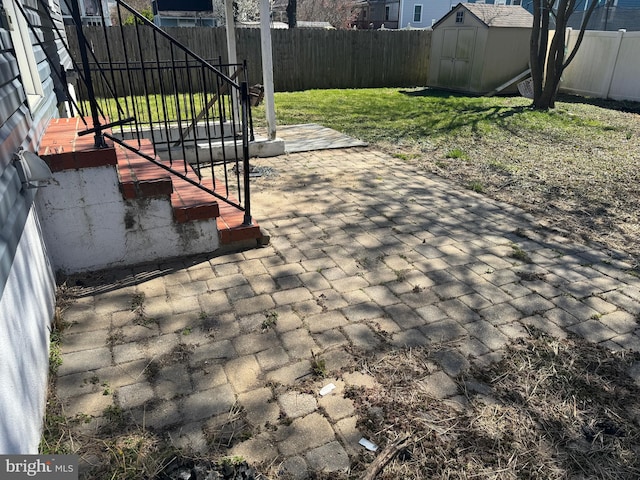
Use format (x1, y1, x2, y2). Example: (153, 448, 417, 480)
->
(438, 28, 477, 90)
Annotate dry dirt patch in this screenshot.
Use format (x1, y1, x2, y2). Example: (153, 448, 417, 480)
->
(339, 329, 640, 479)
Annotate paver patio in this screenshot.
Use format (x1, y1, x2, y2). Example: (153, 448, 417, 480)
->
(57, 138, 640, 478)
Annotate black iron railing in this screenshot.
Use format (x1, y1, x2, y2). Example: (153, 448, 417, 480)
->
(25, 0, 254, 224)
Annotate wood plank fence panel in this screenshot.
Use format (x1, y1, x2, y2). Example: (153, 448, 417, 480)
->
(66, 26, 431, 94)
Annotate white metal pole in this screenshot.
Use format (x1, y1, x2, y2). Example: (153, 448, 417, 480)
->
(260, 0, 277, 139)
(224, 0, 238, 64)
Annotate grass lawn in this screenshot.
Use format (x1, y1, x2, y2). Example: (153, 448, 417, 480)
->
(254, 88, 640, 265)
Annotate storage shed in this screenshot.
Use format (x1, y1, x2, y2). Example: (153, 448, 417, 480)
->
(428, 3, 533, 94)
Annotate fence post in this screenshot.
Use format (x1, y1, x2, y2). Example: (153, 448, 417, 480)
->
(240, 82, 252, 227)
(605, 29, 626, 99)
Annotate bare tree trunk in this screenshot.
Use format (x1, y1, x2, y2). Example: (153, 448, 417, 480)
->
(286, 0, 296, 28)
(530, 0, 600, 110)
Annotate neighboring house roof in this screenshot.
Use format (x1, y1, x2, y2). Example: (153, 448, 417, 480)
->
(238, 21, 290, 28)
(297, 21, 335, 29)
(434, 3, 533, 29)
(238, 20, 334, 29)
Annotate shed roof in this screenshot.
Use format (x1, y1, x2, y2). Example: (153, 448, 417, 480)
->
(434, 3, 533, 29)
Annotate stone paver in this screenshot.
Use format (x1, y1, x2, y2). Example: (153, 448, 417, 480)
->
(55, 143, 640, 479)
(275, 413, 336, 456)
(279, 392, 317, 419)
(225, 355, 262, 393)
(182, 384, 236, 420)
(305, 441, 350, 473)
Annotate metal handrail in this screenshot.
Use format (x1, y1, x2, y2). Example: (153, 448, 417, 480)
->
(56, 0, 253, 224)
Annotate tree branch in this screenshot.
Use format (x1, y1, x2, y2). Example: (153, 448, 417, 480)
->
(563, 0, 600, 68)
(360, 435, 412, 480)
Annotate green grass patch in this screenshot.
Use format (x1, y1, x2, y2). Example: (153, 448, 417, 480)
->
(467, 180, 485, 193)
(253, 88, 622, 147)
(446, 148, 469, 161)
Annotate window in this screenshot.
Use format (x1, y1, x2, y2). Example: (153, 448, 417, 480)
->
(3, 0, 44, 110)
(455, 10, 464, 23)
(413, 4, 422, 23)
(495, 0, 507, 4)
(385, 5, 390, 21)
(511, 0, 522, 4)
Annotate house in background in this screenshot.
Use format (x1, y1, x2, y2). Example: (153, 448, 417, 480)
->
(152, 0, 218, 27)
(465, 0, 640, 31)
(60, 0, 111, 25)
(568, 0, 640, 31)
(0, 0, 71, 454)
(428, 3, 532, 94)
(352, 0, 457, 29)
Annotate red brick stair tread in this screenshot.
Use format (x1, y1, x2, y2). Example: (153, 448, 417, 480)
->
(115, 140, 173, 199)
(39, 117, 117, 171)
(39, 117, 263, 246)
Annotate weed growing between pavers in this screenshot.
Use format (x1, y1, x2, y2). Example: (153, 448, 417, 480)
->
(511, 244, 532, 264)
(311, 350, 328, 378)
(40, 287, 268, 480)
(262, 311, 278, 331)
(131, 292, 156, 326)
(40, 284, 74, 454)
(204, 404, 254, 450)
(340, 328, 640, 479)
(467, 180, 485, 194)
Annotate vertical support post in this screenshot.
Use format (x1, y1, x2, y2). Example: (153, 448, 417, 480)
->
(240, 82, 252, 226)
(70, 0, 105, 148)
(224, 0, 241, 123)
(605, 29, 626, 99)
(224, 0, 238, 65)
(259, 0, 276, 140)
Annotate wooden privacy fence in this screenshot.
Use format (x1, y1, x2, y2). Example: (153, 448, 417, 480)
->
(66, 26, 431, 94)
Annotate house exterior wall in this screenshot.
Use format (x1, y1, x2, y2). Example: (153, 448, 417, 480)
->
(0, 208, 55, 454)
(384, 1, 399, 27)
(400, 0, 450, 28)
(60, 0, 111, 26)
(0, 0, 67, 454)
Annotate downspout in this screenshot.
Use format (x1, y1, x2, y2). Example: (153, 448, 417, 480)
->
(398, 0, 404, 28)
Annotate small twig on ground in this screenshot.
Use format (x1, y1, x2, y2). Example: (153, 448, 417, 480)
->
(360, 434, 412, 480)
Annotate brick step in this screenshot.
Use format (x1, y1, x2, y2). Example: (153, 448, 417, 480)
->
(116, 141, 173, 199)
(40, 118, 264, 248)
(115, 139, 263, 246)
(40, 118, 117, 171)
